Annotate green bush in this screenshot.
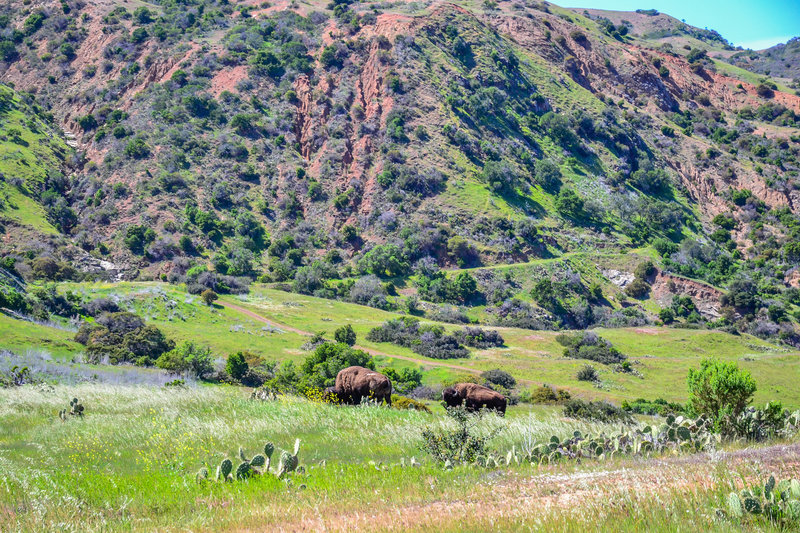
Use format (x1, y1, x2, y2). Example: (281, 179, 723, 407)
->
(156, 341, 215, 379)
(563, 399, 633, 424)
(687, 359, 756, 426)
(333, 324, 357, 346)
(226, 352, 249, 381)
(520, 385, 571, 404)
(392, 395, 431, 413)
(621, 398, 685, 416)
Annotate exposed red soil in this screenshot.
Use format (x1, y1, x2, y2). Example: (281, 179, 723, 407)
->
(651, 271, 726, 319)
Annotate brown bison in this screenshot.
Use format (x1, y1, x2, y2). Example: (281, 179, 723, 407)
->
(329, 366, 392, 405)
(442, 383, 506, 415)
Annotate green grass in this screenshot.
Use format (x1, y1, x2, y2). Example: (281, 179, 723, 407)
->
(0, 84, 72, 235)
(17, 281, 796, 408)
(0, 384, 631, 531)
(0, 313, 80, 358)
(0, 383, 797, 532)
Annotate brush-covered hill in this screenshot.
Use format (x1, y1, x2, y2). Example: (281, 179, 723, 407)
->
(1, 0, 799, 345)
(727, 37, 800, 82)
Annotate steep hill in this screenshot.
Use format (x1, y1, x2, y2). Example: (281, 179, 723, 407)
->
(1, 0, 799, 346)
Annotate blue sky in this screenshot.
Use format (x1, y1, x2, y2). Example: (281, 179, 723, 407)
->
(564, 0, 800, 49)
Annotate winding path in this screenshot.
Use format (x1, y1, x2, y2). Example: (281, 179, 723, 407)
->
(218, 299, 493, 378)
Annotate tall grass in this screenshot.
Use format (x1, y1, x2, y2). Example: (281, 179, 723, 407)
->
(1, 384, 797, 532)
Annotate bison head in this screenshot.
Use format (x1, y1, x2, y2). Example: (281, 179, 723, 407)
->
(442, 387, 461, 405)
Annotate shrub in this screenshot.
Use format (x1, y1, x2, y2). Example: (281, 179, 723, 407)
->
(481, 369, 516, 389)
(156, 341, 215, 379)
(419, 406, 500, 464)
(458, 327, 504, 348)
(687, 359, 756, 427)
(201, 289, 218, 306)
(554, 189, 584, 219)
(366, 317, 469, 359)
(521, 385, 571, 404)
(563, 399, 633, 423)
(624, 278, 650, 298)
(556, 332, 626, 365)
(621, 398, 685, 416)
(334, 324, 356, 346)
(299, 342, 374, 389)
(392, 395, 431, 413)
(226, 352, 249, 381)
(576, 364, 598, 382)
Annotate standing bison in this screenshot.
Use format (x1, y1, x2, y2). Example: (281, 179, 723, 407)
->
(442, 383, 506, 415)
(328, 366, 392, 405)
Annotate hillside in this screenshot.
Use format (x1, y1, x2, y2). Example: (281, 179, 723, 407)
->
(0, 0, 799, 348)
(727, 37, 800, 81)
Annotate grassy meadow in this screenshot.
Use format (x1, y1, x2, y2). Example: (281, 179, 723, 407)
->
(2, 280, 800, 531)
(1, 384, 798, 532)
(5, 280, 799, 407)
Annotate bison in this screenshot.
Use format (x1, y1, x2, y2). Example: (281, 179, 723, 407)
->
(328, 366, 392, 406)
(442, 383, 506, 416)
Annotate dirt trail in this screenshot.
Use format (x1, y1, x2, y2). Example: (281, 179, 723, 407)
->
(217, 300, 490, 377)
(272, 442, 800, 532)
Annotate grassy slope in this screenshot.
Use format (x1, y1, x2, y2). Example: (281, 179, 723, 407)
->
(0, 84, 70, 235)
(5, 281, 795, 408)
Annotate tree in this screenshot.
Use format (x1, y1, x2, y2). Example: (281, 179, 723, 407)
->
(226, 352, 249, 381)
(201, 289, 218, 306)
(554, 189, 584, 219)
(687, 359, 756, 425)
(334, 324, 357, 346)
(300, 342, 374, 389)
(535, 159, 562, 191)
(358, 244, 409, 278)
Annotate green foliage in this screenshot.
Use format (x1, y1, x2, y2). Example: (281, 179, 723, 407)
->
(392, 395, 431, 413)
(554, 189, 584, 219)
(358, 244, 409, 278)
(200, 289, 218, 306)
(382, 367, 422, 394)
(519, 386, 571, 404)
(687, 359, 757, 426)
(726, 475, 800, 527)
(123, 137, 151, 159)
(155, 341, 214, 379)
(556, 332, 626, 365)
(58, 397, 84, 421)
(621, 398, 685, 416)
(563, 399, 633, 423)
(333, 324, 356, 346)
(480, 369, 516, 389)
(75, 312, 174, 365)
(226, 352, 249, 381)
(124, 225, 156, 254)
(420, 406, 500, 464)
(576, 364, 598, 382)
(367, 317, 470, 359)
(299, 342, 373, 389)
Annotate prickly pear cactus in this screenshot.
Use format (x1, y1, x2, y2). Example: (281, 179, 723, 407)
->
(264, 442, 275, 458)
(250, 454, 266, 468)
(235, 461, 252, 480)
(217, 458, 233, 481)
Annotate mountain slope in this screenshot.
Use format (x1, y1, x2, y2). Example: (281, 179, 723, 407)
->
(0, 0, 799, 344)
